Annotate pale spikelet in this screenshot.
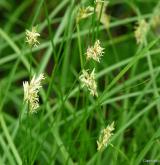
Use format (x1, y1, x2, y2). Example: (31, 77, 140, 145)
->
(25, 26, 40, 47)
(23, 73, 45, 113)
(95, 0, 110, 29)
(76, 6, 94, 23)
(79, 68, 98, 96)
(151, 15, 160, 28)
(97, 122, 115, 151)
(151, 8, 160, 28)
(86, 40, 104, 62)
(134, 19, 148, 44)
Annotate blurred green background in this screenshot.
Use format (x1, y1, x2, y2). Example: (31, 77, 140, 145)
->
(0, 0, 160, 164)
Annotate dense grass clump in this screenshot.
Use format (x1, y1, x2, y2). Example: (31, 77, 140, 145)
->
(0, 0, 160, 164)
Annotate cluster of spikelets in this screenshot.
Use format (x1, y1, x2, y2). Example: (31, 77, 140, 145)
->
(76, 1, 115, 151)
(79, 39, 104, 97)
(79, 69, 98, 96)
(24, 26, 45, 114)
(134, 19, 148, 44)
(23, 1, 115, 152)
(77, 1, 105, 97)
(23, 74, 45, 113)
(76, 0, 110, 29)
(76, 6, 94, 23)
(151, 8, 160, 33)
(26, 26, 40, 47)
(97, 122, 115, 151)
(21, 0, 160, 155)
(134, 6, 160, 44)
(151, 15, 160, 28)
(86, 40, 105, 62)
(134, 16, 160, 44)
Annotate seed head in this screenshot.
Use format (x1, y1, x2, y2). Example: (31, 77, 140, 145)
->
(79, 68, 98, 96)
(134, 19, 148, 44)
(76, 6, 94, 23)
(23, 73, 45, 113)
(86, 40, 104, 62)
(97, 122, 115, 151)
(25, 26, 40, 47)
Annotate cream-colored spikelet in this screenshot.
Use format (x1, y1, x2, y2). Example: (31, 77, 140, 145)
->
(86, 40, 104, 62)
(95, 0, 110, 29)
(76, 6, 94, 23)
(79, 68, 98, 96)
(97, 122, 115, 151)
(151, 8, 160, 28)
(151, 15, 160, 28)
(25, 26, 40, 47)
(23, 73, 45, 113)
(134, 19, 148, 44)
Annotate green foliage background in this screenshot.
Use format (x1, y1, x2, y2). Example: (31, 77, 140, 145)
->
(0, 0, 160, 164)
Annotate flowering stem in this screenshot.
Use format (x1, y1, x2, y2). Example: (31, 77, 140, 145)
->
(27, 47, 33, 163)
(76, 23, 84, 69)
(29, 48, 33, 80)
(91, 3, 97, 42)
(96, 2, 104, 39)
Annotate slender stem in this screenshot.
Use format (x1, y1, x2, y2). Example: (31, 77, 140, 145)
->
(77, 23, 83, 69)
(29, 48, 33, 80)
(96, 2, 104, 39)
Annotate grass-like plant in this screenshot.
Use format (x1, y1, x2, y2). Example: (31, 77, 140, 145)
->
(0, 0, 160, 164)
